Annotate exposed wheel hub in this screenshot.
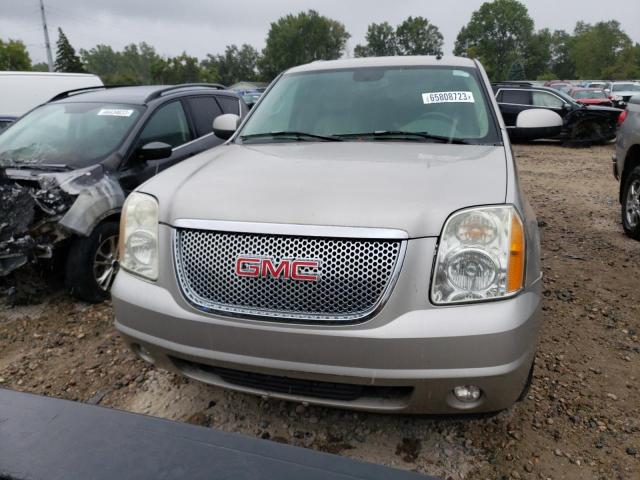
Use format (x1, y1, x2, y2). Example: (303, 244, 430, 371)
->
(626, 179, 640, 228)
(93, 235, 119, 291)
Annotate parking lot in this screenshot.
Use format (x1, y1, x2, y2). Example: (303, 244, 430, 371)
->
(1, 142, 638, 479)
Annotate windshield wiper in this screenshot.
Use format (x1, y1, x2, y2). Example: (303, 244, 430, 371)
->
(0, 162, 72, 172)
(335, 131, 472, 144)
(240, 131, 343, 142)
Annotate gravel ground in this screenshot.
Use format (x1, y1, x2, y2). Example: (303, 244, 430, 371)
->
(1, 143, 639, 479)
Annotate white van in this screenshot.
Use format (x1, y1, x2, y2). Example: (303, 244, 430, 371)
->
(0, 71, 103, 129)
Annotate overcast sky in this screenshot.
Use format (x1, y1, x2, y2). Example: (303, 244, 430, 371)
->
(2, 0, 639, 64)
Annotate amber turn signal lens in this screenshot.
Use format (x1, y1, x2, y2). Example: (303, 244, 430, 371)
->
(506, 213, 525, 293)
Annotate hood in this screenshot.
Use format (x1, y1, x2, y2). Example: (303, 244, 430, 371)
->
(574, 104, 623, 120)
(611, 90, 640, 97)
(577, 98, 612, 105)
(142, 142, 507, 238)
(583, 104, 624, 114)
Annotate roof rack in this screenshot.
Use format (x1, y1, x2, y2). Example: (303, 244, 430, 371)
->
(49, 85, 112, 102)
(491, 81, 533, 87)
(144, 83, 227, 102)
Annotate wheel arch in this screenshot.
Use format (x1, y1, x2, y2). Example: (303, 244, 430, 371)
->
(73, 209, 122, 238)
(95, 210, 122, 229)
(621, 144, 640, 203)
(58, 172, 126, 237)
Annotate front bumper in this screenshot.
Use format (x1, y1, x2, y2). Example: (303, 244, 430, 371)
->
(112, 266, 542, 414)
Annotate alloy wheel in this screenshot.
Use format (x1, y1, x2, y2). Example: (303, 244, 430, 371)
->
(93, 234, 119, 291)
(626, 179, 640, 229)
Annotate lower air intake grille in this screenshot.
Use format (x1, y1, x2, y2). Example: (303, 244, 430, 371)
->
(171, 357, 413, 402)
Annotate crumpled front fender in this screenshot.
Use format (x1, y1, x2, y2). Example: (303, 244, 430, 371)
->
(53, 165, 125, 236)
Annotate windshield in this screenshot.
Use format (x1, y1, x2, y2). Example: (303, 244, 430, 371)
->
(612, 83, 640, 92)
(0, 102, 143, 168)
(553, 89, 579, 105)
(238, 66, 500, 145)
(242, 93, 262, 104)
(574, 90, 607, 99)
(554, 85, 573, 94)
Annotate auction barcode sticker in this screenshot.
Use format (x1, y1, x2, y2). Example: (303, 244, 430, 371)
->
(422, 91, 475, 104)
(98, 108, 134, 117)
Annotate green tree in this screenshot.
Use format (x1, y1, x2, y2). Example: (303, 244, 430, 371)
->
(121, 43, 164, 84)
(548, 30, 575, 79)
(454, 0, 534, 81)
(396, 16, 443, 56)
(81, 45, 120, 82)
(159, 53, 202, 84)
(199, 58, 221, 84)
(54, 28, 84, 73)
(259, 10, 350, 80)
(536, 72, 558, 81)
(354, 22, 397, 57)
(81, 42, 165, 84)
(602, 44, 640, 80)
(525, 29, 552, 80)
(0, 38, 32, 70)
(572, 21, 634, 79)
(31, 62, 49, 72)
(507, 60, 526, 80)
(203, 44, 259, 85)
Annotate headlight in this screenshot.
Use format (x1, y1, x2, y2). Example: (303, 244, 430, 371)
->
(431, 205, 525, 305)
(613, 95, 623, 101)
(119, 192, 159, 281)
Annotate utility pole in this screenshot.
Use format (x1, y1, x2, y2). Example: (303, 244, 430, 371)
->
(39, 0, 54, 71)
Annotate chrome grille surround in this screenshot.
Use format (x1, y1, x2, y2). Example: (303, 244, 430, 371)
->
(173, 221, 406, 323)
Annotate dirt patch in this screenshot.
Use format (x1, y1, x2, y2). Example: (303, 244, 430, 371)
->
(1, 143, 639, 479)
(396, 437, 422, 463)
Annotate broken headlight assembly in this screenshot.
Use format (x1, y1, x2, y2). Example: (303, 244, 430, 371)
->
(119, 192, 159, 281)
(431, 205, 525, 305)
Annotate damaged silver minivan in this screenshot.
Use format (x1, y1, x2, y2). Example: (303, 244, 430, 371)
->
(113, 57, 550, 414)
(0, 84, 246, 301)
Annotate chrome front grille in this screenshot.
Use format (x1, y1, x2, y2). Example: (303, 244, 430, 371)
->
(174, 227, 405, 322)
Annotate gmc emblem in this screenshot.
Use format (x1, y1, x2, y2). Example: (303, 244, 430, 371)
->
(235, 256, 320, 282)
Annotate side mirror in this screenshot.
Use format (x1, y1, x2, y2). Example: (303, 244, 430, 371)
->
(510, 108, 563, 141)
(213, 113, 240, 140)
(137, 141, 172, 161)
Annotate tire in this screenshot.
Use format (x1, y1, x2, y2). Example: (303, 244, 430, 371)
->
(66, 221, 120, 303)
(565, 119, 612, 147)
(621, 166, 640, 241)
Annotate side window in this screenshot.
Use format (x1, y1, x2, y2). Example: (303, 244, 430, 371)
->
(532, 92, 565, 108)
(216, 95, 240, 115)
(138, 101, 192, 148)
(500, 90, 531, 105)
(186, 96, 223, 137)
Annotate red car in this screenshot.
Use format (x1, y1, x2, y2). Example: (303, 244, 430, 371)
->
(569, 88, 613, 107)
(544, 80, 574, 94)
